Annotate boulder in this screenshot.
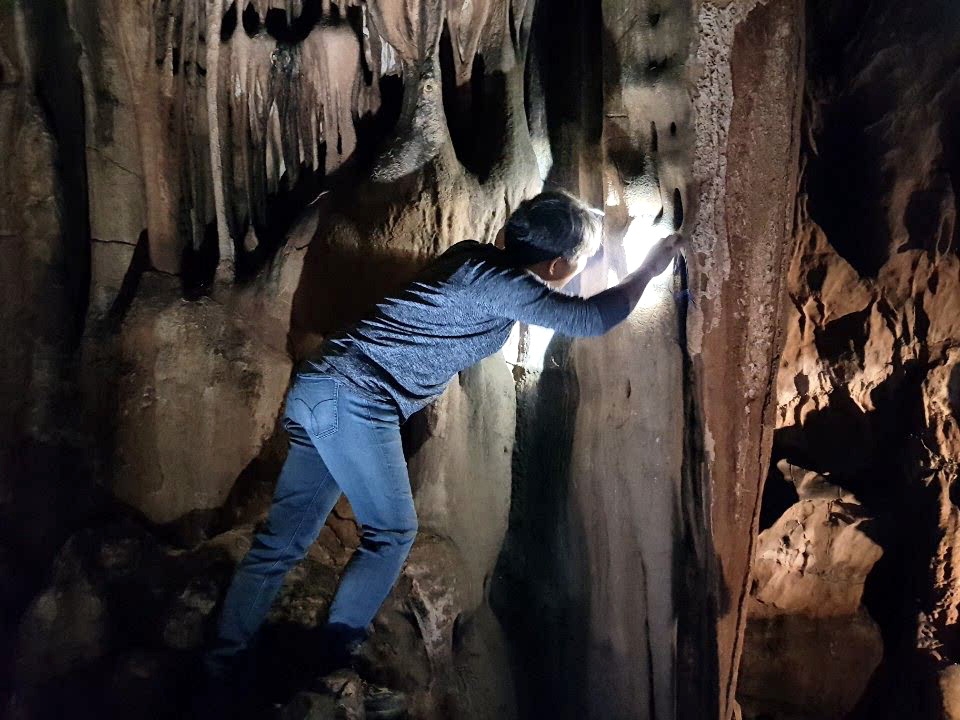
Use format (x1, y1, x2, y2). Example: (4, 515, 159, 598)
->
(738, 609, 883, 720)
(751, 464, 882, 618)
(740, 465, 884, 719)
(110, 272, 291, 524)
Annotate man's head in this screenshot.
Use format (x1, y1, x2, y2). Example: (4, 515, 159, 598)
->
(500, 190, 603, 285)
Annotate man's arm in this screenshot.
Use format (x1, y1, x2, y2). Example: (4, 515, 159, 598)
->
(618, 233, 683, 307)
(481, 233, 684, 337)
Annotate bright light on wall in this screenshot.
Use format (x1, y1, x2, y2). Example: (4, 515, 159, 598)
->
(623, 218, 666, 275)
(522, 324, 556, 370)
(502, 322, 556, 372)
(616, 219, 676, 308)
(503, 322, 522, 366)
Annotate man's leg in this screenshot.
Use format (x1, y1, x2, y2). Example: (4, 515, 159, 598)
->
(313, 388, 418, 658)
(205, 420, 342, 680)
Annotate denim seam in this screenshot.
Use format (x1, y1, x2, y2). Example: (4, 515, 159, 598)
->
(313, 380, 340, 439)
(370, 425, 417, 535)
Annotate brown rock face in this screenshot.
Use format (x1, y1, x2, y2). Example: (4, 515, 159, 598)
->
(108, 273, 293, 523)
(739, 1, 960, 718)
(686, 1, 805, 717)
(739, 465, 884, 719)
(751, 463, 881, 619)
(739, 611, 883, 720)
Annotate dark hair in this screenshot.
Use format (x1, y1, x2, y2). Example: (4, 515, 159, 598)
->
(503, 190, 603, 266)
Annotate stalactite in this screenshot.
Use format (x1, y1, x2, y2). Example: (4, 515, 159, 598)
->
(446, 0, 490, 84)
(366, 0, 445, 64)
(208, 0, 234, 282)
(90, 0, 387, 279)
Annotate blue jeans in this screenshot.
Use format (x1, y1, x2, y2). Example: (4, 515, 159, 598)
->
(205, 363, 417, 679)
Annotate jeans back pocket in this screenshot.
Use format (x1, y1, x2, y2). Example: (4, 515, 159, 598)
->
(283, 375, 339, 439)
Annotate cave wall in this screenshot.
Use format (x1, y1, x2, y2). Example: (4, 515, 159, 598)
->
(0, 4, 102, 707)
(493, 1, 805, 719)
(1, 0, 809, 718)
(4, 1, 538, 716)
(490, 0, 692, 714)
(566, 0, 690, 715)
(739, 0, 960, 718)
(686, 0, 804, 717)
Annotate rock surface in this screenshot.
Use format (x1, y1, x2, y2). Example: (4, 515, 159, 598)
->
(686, 1, 805, 716)
(739, 610, 883, 720)
(0, 0, 851, 719)
(740, 1, 960, 717)
(739, 465, 884, 720)
(750, 463, 882, 618)
(105, 272, 293, 523)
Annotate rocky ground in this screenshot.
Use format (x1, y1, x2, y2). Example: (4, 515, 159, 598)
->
(5, 496, 505, 720)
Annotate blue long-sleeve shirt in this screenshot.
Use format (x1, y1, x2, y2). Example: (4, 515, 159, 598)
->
(309, 240, 631, 420)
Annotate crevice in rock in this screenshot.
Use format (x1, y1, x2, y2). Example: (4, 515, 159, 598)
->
(812, 305, 871, 366)
(242, 3, 261, 37)
(220, 1, 238, 42)
(104, 230, 151, 331)
(676, 253, 722, 720)
(22, 0, 92, 347)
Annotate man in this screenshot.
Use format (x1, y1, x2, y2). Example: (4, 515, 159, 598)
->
(200, 190, 682, 713)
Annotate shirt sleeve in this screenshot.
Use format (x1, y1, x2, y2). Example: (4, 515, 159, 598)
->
(475, 262, 632, 337)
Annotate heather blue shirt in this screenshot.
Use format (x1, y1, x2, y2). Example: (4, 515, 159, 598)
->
(310, 240, 631, 420)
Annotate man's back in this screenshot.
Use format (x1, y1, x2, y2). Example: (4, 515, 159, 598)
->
(314, 239, 629, 419)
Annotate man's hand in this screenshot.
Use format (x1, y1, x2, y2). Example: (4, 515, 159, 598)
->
(638, 232, 684, 279)
(619, 233, 685, 307)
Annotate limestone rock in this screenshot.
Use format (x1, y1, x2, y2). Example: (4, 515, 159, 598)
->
(88, 239, 139, 320)
(941, 664, 960, 720)
(16, 543, 107, 686)
(160, 575, 221, 650)
(400, 533, 472, 673)
(314, 669, 366, 720)
(355, 592, 432, 695)
(0, 45, 78, 452)
(102, 650, 186, 718)
(110, 272, 291, 524)
(266, 554, 339, 630)
(751, 467, 881, 618)
(406, 355, 515, 612)
(757, 2, 960, 715)
(13, 521, 240, 691)
(740, 464, 884, 719)
(685, 3, 807, 717)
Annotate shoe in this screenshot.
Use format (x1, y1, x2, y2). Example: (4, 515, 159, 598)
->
(316, 623, 367, 673)
(363, 682, 408, 720)
(312, 668, 365, 718)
